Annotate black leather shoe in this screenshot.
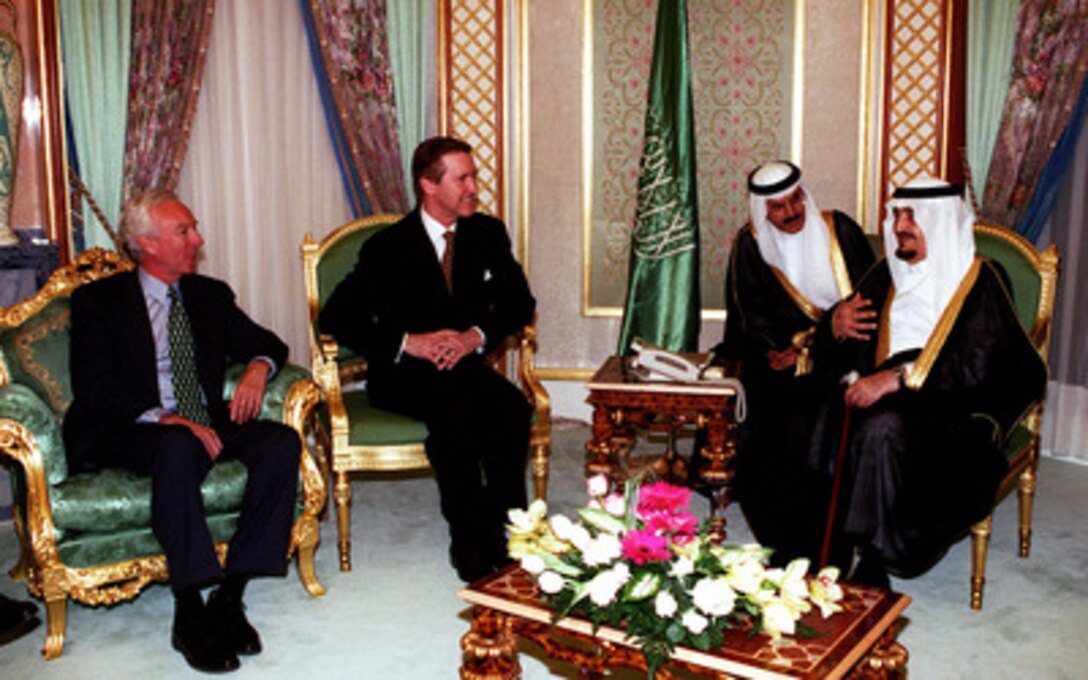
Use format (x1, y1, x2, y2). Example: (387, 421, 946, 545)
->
(0, 593, 40, 646)
(207, 587, 262, 656)
(172, 607, 240, 673)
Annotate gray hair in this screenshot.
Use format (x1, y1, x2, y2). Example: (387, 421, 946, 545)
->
(120, 188, 179, 260)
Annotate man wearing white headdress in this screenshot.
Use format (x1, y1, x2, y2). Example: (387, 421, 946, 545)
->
(707, 160, 875, 566)
(819, 176, 1047, 587)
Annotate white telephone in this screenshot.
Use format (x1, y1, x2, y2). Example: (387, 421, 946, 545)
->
(629, 338, 704, 382)
(627, 338, 748, 422)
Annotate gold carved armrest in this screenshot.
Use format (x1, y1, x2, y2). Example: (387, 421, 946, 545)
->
(0, 384, 63, 576)
(516, 325, 551, 431)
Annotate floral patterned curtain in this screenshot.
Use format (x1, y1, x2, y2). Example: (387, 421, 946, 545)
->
(301, 0, 408, 215)
(980, 0, 1088, 230)
(122, 0, 215, 199)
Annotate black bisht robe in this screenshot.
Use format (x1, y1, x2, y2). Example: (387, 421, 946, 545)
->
(708, 210, 876, 564)
(813, 258, 1047, 576)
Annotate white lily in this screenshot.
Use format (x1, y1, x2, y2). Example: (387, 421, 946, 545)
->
(760, 598, 797, 639)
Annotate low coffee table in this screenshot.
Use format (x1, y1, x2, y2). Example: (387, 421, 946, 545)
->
(459, 566, 910, 679)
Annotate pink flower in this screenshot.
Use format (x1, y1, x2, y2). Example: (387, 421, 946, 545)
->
(621, 529, 671, 565)
(643, 510, 699, 545)
(637, 482, 691, 517)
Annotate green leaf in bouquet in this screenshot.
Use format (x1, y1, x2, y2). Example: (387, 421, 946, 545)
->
(625, 571, 662, 601)
(577, 506, 628, 535)
(540, 552, 583, 577)
(691, 630, 712, 650)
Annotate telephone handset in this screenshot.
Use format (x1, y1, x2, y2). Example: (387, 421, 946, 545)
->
(628, 338, 748, 422)
(629, 338, 704, 382)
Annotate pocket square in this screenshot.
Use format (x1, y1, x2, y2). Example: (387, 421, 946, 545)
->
(483, 269, 493, 281)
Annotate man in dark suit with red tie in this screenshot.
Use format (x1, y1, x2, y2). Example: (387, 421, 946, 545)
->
(319, 136, 536, 583)
(63, 189, 300, 673)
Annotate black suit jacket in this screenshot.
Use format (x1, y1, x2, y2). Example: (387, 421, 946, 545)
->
(63, 271, 288, 472)
(318, 209, 535, 391)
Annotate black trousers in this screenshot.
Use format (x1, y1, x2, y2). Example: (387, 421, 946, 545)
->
(96, 420, 300, 592)
(371, 362, 531, 565)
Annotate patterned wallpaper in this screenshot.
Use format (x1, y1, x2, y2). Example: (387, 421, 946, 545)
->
(589, 0, 795, 311)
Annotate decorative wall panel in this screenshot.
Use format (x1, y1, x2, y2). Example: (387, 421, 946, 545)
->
(439, 0, 505, 220)
(880, 0, 951, 205)
(585, 0, 796, 315)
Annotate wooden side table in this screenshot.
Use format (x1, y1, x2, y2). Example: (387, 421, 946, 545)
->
(585, 355, 743, 539)
(459, 567, 910, 679)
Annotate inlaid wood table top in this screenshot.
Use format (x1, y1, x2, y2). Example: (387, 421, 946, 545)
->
(459, 566, 911, 679)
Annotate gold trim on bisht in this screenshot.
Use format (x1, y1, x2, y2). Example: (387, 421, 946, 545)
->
(769, 267, 822, 323)
(823, 210, 854, 299)
(877, 258, 983, 389)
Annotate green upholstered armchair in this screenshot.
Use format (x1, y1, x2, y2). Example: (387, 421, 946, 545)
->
(301, 213, 551, 572)
(0, 249, 327, 659)
(969, 223, 1059, 609)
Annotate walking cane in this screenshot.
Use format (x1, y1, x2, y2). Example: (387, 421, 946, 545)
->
(819, 371, 859, 570)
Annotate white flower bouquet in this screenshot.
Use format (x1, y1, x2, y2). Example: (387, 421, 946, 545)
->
(507, 474, 844, 674)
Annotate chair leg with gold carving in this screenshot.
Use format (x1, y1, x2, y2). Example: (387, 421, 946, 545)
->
(531, 441, 549, 502)
(1017, 466, 1036, 559)
(970, 515, 993, 610)
(334, 470, 353, 571)
(460, 606, 520, 680)
(40, 568, 68, 660)
(292, 515, 326, 597)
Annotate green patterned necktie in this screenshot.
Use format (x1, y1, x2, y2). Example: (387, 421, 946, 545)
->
(167, 287, 211, 426)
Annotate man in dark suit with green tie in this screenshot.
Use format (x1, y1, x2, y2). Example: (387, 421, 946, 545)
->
(320, 136, 536, 583)
(63, 189, 300, 673)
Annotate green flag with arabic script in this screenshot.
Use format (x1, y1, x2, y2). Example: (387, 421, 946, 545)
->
(617, 0, 700, 355)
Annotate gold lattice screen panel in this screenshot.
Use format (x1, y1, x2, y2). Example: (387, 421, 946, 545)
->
(882, 0, 952, 205)
(440, 0, 505, 221)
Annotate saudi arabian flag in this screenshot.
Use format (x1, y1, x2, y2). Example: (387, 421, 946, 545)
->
(617, 0, 700, 355)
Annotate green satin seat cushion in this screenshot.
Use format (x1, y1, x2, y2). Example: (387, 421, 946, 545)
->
(0, 297, 74, 416)
(51, 461, 249, 537)
(57, 513, 240, 569)
(343, 390, 429, 445)
(0, 382, 68, 484)
(340, 389, 537, 447)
